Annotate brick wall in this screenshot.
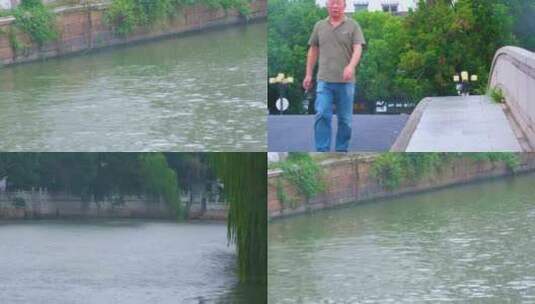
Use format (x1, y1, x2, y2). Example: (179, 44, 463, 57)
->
(0, 0, 266, 66)
(268, 153, 535, 219)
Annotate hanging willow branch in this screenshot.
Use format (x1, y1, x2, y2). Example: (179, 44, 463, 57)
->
(210, 152, 267, 283)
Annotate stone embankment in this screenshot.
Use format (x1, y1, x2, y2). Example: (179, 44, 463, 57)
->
(0, 0, 266, 66)
(268, 153, 535, 219)
(0, 190, 227, 220)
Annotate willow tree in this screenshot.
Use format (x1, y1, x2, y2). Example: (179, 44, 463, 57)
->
(211, 153, 267, 283)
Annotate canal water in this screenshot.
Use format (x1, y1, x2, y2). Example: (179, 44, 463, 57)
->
(269, 172, 535, 303)
(0, 220, 261, 303)
(0, 22, 266, 152)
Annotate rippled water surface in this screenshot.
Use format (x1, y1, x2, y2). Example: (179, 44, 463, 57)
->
(0, 220, 262, 303)
(0, 23, 266, 151)
(269, 173, 535, 303)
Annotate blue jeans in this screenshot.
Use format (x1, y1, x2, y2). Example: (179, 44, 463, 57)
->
(314, 80, 355, 152)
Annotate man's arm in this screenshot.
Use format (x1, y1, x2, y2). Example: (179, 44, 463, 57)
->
(342, 44, 362, 82)
(303, 46, 319, 91)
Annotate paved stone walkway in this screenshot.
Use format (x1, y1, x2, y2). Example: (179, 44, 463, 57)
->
(268, 115, 408, 152)
(405, 96, 522, 152)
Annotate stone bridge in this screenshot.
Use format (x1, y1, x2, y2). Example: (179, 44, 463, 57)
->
(392, 46, 535, 152)
(489, 46, 535, 150)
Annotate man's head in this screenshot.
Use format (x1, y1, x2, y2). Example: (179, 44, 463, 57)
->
(327, 0, 346, 20)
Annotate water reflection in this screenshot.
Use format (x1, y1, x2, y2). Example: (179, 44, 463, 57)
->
(0, 23, 266, 151)
(0, 219, 261, 303)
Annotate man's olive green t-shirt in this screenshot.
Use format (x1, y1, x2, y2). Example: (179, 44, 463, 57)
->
(308, 17, 366, 83)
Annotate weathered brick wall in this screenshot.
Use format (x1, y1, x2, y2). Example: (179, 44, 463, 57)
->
(0, 0, 266, 66)
(268, 153, 535, 219)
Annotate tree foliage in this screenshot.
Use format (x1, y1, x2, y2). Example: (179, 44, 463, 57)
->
(210, 153, 266, 284)
(497, 0, 535, 50)
(268, 0, 326, 113)
(354, 11, 409, 102)
(401, 0, 515, 97)
(0, 153, 194, 217)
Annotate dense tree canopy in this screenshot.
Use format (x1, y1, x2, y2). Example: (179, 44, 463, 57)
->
(0, 153, 214, 217)
(268, 0, 326, 113)
(268, 0, 529, 113)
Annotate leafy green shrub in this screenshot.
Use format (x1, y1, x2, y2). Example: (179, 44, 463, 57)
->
(280, 154, 325, 201)
(13, 0, 57, 46)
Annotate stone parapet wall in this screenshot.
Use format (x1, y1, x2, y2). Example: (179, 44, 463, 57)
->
(489, 46, 535, 150)
(0, 0, 266, 66)
(268, 153, 535, 219)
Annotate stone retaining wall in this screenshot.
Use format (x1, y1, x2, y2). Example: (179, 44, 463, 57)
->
(0, 190, 173, 219)
(268, 153, 535, 219)
(0, 0, 266, 66)
(0, 190, 228, 220)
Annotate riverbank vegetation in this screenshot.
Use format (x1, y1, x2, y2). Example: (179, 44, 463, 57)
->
(274, 153, 325, 208)
(268, 0, 534, 113)
(4, 0, 58, 53)
(371, 153, 520, 190)
(105, 0, 252, 36)
(1, 0, 253, 54)
(271, 153, 520, 195)
(280, 153, 325, 202)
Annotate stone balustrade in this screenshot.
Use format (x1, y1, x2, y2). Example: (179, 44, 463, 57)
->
(489, 46, 535, 149)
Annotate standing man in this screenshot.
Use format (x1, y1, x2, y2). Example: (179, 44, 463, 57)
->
(303, 0, 365, 152)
